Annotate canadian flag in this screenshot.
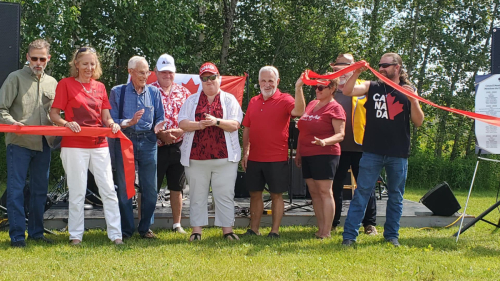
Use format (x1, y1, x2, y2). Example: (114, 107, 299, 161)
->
(146, 72, 247, 106)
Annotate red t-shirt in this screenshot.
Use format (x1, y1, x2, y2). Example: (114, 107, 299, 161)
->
(52, 77, 111, 148)
(242, 90, 295, 162)
(297, 100, 346, 156)
(190, 93, 228, 160)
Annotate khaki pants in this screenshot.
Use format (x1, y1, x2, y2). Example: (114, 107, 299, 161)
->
(185, 159, 237, 227)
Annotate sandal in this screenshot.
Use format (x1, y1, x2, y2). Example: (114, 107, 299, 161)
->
(140, 229, 157, 239)
(223, 232, 240, 241)
(189, 233, 202, 242)
(243, 229, 261, 236)
(267, 232, 280, 238)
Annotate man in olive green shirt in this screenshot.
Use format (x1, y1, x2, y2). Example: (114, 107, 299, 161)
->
(0, 39, 57, 247)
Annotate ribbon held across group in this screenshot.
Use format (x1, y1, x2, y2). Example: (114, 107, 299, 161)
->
(302, 60, 500, 128)
(0, 125, 136, 199)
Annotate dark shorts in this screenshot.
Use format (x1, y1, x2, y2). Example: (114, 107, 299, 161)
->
(157, 142, 186, 192)
(245, 160, 289, 194)
(302, 155, 340, 180)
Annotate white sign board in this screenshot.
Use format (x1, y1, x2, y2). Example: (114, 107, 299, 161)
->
(475, 74, 500, 153)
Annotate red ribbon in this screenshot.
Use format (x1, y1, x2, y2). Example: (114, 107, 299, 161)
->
(302, 60, 500, 127)
(0, 125, 136, 199)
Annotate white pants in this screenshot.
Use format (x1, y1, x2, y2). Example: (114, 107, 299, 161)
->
(185, 159, 237, 227)
(61, 147, 122, 241)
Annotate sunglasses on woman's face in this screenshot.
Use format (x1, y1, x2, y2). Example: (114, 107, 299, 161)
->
(77, 47, 96, 54)
(28, 56, 47, 62)
(200, 74, 217, 82)
(313, 85, 330, 91)
(378, 63, 397, 69)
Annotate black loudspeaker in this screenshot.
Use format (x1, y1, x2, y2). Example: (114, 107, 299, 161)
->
(288, 119, 299, 149)
(492, 27, 500, 74)
(234, 171, 250, 198)
(419, 182, 461, 216)
(0, 2, 21, 87)
(290, 156, 307, 198)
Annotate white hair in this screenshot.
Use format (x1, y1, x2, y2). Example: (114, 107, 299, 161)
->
(259, 66, 280, 80)
(128, 56, 149, 69)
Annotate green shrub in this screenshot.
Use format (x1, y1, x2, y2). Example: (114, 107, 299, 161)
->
(407, 152, 500, 191)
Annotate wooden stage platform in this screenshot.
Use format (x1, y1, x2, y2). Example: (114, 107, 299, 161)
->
(42, 192, 474, 230)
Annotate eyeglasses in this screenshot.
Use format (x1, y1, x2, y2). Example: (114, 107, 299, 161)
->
(200, 74, 217, 82)
(28, 54, 47, 62)
(77, 47, 96, 55)
(379, 63, 397, 69)
(313, 85, 330, 91)
(133, 69, 151, 77)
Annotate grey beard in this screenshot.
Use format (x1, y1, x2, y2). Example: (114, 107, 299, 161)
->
(30, 66, 44, 76)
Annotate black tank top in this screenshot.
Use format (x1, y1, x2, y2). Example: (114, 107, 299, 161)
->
(362, 81, 412, 158)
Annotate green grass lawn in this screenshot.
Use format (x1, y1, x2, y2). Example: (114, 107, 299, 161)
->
(1, 188, 500, 280)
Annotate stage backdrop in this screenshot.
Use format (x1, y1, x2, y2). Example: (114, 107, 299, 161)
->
(145, 72, 247, 106)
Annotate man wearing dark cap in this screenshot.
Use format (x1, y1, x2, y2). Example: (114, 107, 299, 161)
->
(330, 53, 378, 235)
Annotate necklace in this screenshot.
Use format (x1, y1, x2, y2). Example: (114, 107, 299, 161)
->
(383, 83, 396, 95)
(78, 79, 91, 94)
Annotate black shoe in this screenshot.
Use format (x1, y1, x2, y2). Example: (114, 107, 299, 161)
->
(267, 232, 280, 238)
(243, 229, 261, 236)
(386, 238, 400, 247)
(11, 240, 26, 248)
(341, 239, 356, 247)
(28, 236, 54, 244)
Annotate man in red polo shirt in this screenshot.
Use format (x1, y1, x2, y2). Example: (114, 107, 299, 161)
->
(241, 66, 305, 238)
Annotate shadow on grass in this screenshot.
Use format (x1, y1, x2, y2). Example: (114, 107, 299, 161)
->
(1, 226, 499, 258)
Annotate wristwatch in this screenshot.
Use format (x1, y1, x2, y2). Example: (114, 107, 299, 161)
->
(216, 119, 220, 126)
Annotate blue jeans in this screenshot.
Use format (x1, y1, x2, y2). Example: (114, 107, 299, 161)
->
(113, 131, 158, 236)
(343, 152, 408, 241)
(6, 139, 51, 242)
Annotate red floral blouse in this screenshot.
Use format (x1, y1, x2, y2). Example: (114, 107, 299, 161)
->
(190, 92, 228, 160)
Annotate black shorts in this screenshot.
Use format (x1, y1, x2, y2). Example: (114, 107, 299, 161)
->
(157, 142, 186, 192)
(301, 155, 340, 180)
(245, 160, 289, 194)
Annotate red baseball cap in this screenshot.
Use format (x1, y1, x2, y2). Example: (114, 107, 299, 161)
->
(199, 62, 219, 75)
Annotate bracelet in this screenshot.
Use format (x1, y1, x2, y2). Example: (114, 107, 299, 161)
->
(109, 122, 115, 128)
(63, 122, 69, 127)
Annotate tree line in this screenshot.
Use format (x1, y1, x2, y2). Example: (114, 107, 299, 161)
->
(2, 0, 500, 189)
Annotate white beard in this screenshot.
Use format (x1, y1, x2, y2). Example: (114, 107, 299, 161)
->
(339, 72, 353, 86)
(261, 87, 275, 98)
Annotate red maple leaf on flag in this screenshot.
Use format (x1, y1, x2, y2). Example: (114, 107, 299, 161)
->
(182, 78, 200, 95)
(386, 94, 404, 120)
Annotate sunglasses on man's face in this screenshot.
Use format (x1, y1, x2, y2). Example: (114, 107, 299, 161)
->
(200, 74, 217, 82)
(313, 85, 330, 91)
(28, 55, 47, 62)
(379, 63, 397, 69)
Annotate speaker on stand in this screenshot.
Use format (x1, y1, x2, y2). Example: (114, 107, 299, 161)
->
(0, 2, 21, 87)
(492, 27, 500, 74)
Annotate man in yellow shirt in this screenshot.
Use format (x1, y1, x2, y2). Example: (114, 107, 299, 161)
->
(330, 53, 377, 235)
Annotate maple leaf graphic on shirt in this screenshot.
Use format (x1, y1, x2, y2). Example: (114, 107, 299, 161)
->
(386, 94, 404, 120)
(182, 78, 200, 95)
